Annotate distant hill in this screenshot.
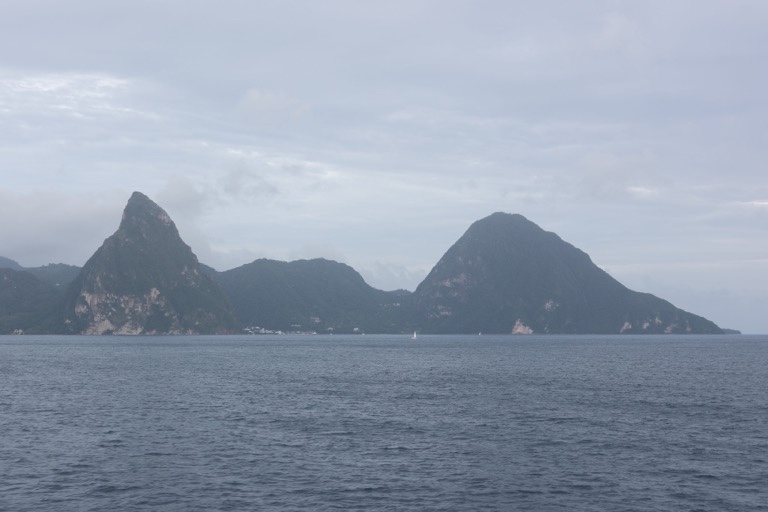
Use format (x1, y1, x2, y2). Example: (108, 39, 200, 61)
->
(26, 263, 81, 289)
(213, 258, 411, 333)
(0, 257, 81, 289)
(0, 269, 60, 333)
(0, 256, 23, 271)
(413, 212, 723, 334)
(0, 259, 80, 334)
(59, 192, 237, 334)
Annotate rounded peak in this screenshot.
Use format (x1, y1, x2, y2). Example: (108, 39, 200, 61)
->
(469, 212, 541, 234)
(482, 211, 532, 222)
(0, 255, 23, 270)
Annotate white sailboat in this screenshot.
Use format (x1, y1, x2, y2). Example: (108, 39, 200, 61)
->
(412, 331, 417, 340)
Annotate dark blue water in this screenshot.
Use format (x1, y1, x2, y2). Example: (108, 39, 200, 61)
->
(1, 334, 767, 511)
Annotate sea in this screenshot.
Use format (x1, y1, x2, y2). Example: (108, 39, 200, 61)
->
(1, 334, 766, 512)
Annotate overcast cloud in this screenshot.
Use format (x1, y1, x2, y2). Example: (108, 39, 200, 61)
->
(1, 1, 767, 332)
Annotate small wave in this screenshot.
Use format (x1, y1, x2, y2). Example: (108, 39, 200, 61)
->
(339, 484, 390, 493)
(319, 430, 354, 436)
(383, 445, 414, 451)
(693, 473, 720, 480)
(274, 441, 305, 448)
(567, 483, 594, 491)
(97, 439, 124, 448)
(87, 483, 143, 495)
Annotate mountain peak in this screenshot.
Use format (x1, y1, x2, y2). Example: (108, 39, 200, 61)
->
(470, 212, 543, 234)
(482, 211, 528, 222)
(414, 212, 722, 334)
(119, 191, 175, 237)
(61, 192, 236, 334)
(124, 191, 166, 215)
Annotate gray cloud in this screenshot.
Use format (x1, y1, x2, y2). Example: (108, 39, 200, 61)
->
(237, 89, 309, 123)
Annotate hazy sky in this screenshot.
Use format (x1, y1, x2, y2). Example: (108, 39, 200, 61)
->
(1, 1, 767, 332)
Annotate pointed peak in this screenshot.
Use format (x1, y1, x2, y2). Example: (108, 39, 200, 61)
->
(126, 190, 153, 206)
(120, 191, 173, 229)
(125, 191, 161, 213)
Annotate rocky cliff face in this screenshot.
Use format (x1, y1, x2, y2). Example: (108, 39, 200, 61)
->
(61, 192, 237, 334)
(413, 212, 723, 334)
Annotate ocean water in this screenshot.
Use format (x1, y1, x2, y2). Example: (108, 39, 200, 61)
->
(1, 334, 766, 511)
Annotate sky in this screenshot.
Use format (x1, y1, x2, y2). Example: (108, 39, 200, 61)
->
(1, 1, 767, 333)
